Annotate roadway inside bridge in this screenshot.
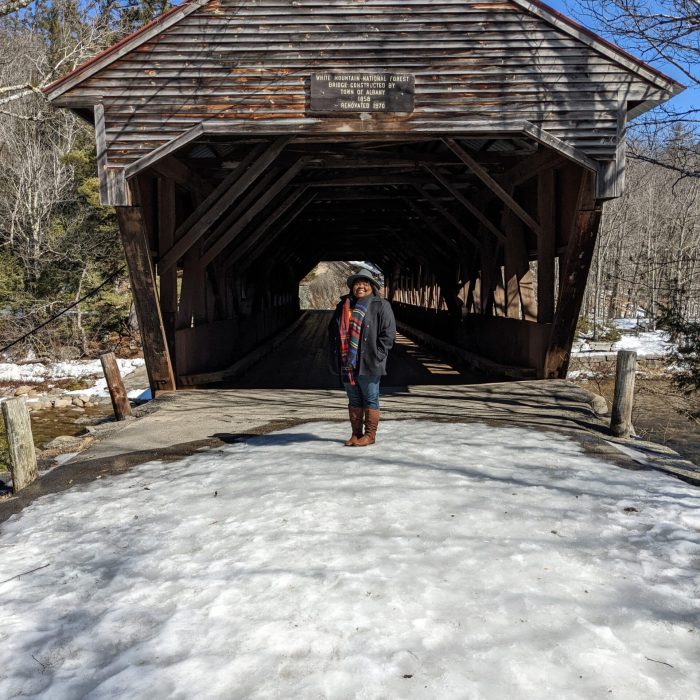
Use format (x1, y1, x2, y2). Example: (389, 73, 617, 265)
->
(223, 310, 492, 389)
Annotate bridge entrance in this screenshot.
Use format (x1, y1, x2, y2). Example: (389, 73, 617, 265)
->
(43, 0, 680, 395)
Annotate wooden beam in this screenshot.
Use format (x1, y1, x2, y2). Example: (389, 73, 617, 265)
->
(503, 206, 537, 321)
(157, 177, 178, 373)
(422, 164, 506, 243)
(239, 192, 318, 272)
(443, 138, 542, 238)
(150, 156, 210, 201)
(94, 104, 110, 206)
(543, 170, 601, 378)
(199, 157, 308, 268)
(176, 245, 206, 329)
(115, 206, 176, 394)
(225, 186, 310, 268)
(125, 123, 206, 180)
(520, 121, 601, 174)
(537, 169, 556, 323)
(404, 197, 462, 256)
(503, 209, 521, 319)
(159, 137, 290, 272)
(479, 229, 498, 315)
(413, 185, 481, 249)
(501, 149, 565, 189)
(596, 97, 627, 200)
(302, 174, 429, 187)
(202, 164, 286, 258)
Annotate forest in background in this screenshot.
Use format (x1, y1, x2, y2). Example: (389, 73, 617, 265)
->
(0, 1, 169, 360)
(0, 0, 698, 361)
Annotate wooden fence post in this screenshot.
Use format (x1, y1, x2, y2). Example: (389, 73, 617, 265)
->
(2, 397, 38, 492)
(100, 352, 132, 421)
(610, 350, 637, 438)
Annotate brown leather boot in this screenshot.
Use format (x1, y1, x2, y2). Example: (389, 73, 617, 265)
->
(354, 409, 380, 446)
(344, 406, 365, 446)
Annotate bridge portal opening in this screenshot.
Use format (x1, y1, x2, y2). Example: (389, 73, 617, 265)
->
(44, 0, 679, 395)
(107, 133, 600, 390)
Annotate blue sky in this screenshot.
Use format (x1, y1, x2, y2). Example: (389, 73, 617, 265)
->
(545, 0, 696, 115)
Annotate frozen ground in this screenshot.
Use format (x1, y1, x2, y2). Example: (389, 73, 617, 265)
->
(1, 421, 698, 699)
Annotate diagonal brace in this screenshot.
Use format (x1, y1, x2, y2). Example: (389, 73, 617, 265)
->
(443, 137, 542, 237)
(159, 137, 290, 272)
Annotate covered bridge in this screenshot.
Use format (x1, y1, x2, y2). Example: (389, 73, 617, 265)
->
(44, 0, 682, 395)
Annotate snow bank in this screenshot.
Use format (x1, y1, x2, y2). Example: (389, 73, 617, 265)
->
(614, 331, 673, 356)
(0, 358, 145, 384)
(572, 330, 673, 357)
(1, 421, 698, 699)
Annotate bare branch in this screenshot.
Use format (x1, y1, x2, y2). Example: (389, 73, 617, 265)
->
(0, 0, 34, 18)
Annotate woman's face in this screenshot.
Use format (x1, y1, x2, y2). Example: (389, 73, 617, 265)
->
(352, 279, 373, 299)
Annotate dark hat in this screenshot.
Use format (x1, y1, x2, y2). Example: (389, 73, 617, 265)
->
(347, 267, 380, 290)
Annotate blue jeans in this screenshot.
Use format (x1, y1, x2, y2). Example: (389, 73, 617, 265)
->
(343, 374, 381, 410)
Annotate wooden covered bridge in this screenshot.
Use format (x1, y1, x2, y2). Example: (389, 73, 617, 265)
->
(45, 0, 681, 395)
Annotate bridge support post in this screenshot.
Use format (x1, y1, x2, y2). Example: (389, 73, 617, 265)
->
(543, 170, 602, 378)
(116, 205, 176, 396)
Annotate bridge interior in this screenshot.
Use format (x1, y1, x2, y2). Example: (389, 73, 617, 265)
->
(222, 310, 491, 390)
(124, 131, 598, 393)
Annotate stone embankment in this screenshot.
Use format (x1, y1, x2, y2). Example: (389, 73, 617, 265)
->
(569, 353, 668, 378)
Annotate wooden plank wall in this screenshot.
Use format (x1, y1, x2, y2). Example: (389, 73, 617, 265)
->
(54, 0, 666, 170)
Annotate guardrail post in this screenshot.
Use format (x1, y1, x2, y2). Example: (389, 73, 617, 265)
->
(610, 350, 637, 438)
(2, 397, 38, 492)
(100, 352, 132, 421)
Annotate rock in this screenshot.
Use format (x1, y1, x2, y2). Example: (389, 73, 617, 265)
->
(55, 346, 81, 361)
(28, 388, 39, 395)
(591, 394, 609, 416)
(49, 387, 63, 396)
(71, 397, 85, 407)
(14, 385, 33, 396)
(52, 398, 72, 408)
(78, 395, 91, 403)
(44, 435, 79, 449)
(69, 407, 85, 413)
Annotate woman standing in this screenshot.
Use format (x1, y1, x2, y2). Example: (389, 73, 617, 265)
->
(329, 267, 396, 446)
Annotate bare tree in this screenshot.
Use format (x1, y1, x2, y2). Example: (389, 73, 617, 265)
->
(567, 0, 699, 178)
(0, 0, 34, 18)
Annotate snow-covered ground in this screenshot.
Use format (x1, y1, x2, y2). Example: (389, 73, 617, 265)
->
(573, 331, 673, 357)
(1, 421, 698, 699)
(613, 330, 674, 356)
(0, 358, 150, 402)
(572, 318, 674, 358)
(0, 358, 144, 384)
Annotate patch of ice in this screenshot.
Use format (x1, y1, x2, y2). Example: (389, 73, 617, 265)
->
(127, 388, 152, 401)
(0, 421, 698, 698)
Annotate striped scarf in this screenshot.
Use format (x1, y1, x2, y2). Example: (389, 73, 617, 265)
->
(339, 296, 368, 385)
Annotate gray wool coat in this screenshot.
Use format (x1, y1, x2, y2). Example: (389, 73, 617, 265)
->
(328, 294, 397, 376)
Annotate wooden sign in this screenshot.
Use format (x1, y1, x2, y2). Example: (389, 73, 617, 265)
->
(310, 73, 414, 113)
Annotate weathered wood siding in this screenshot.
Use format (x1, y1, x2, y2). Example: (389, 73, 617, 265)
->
(53, 0, 668, 168)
